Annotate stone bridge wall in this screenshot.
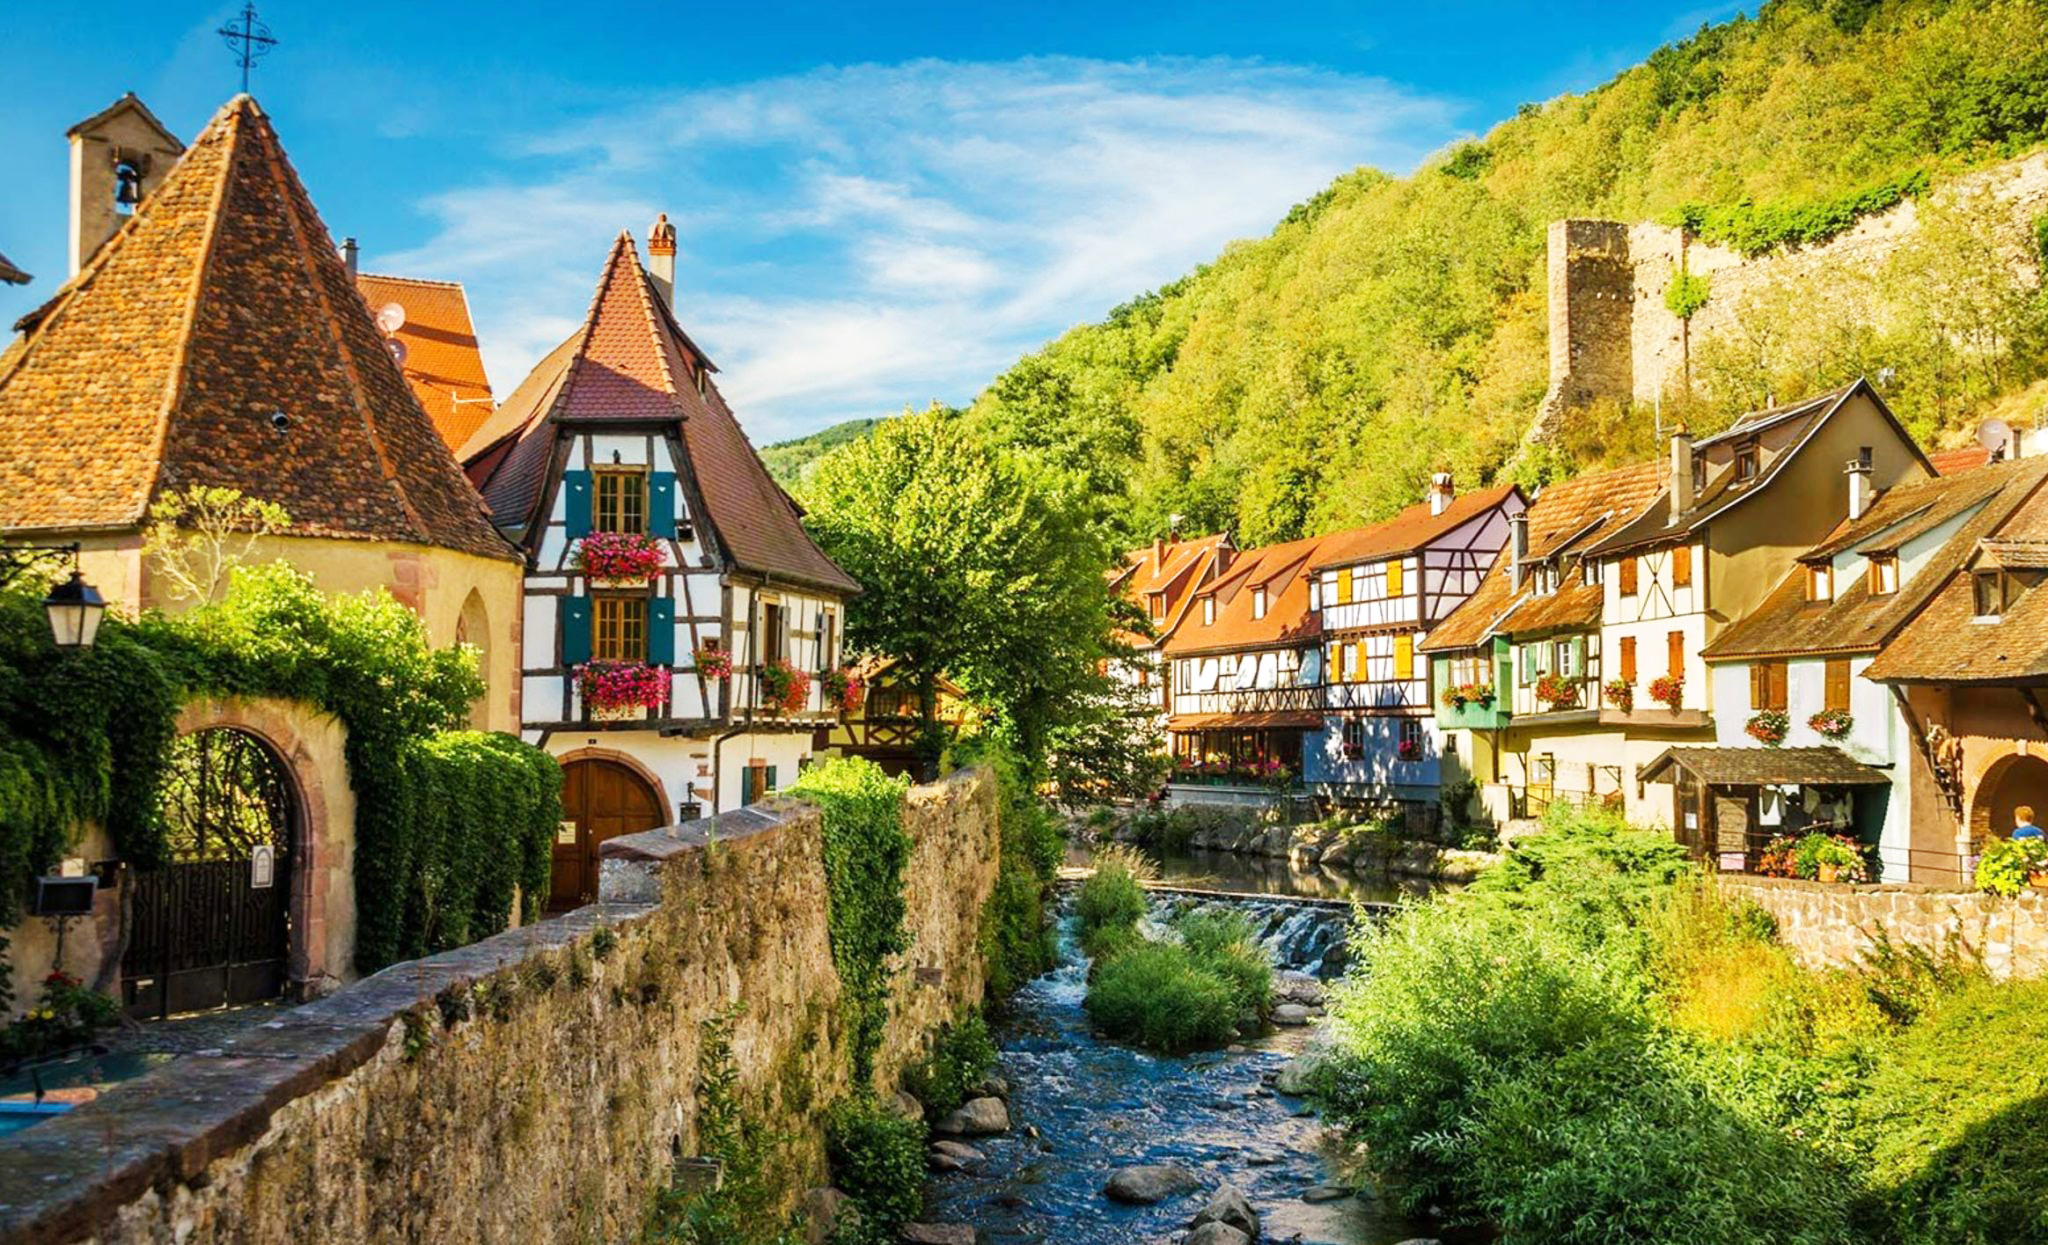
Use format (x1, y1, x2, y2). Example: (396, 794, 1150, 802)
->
(0, 766, 999, 1245)
(1719, 874, 2048, 980)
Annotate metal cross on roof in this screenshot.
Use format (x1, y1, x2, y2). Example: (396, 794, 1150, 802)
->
(217, 3, 278, 94)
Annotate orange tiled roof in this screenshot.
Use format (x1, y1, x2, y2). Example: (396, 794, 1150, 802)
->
(462, 233, 859, 596)
(1929, 445, 1993, 475)
(354, 273, 494, 450)
(1164, 532, 1330, 658)
(0, 96, 513, 561)
(1114, 533, 1229, 650)
(1309, 482, 1523, 572)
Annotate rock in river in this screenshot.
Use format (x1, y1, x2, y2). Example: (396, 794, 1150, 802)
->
(899, 1225, 977, 1245)
(1185, 1223, 1251, 1245)
(928, 1140, 986, 1173)
(1191, 1183, 1260, 1237)
(1102, 1163, 1203, 1204)
(1271, 1003, 1319, 1026)
(1301, 1184, 1353, 1203)
(933, 1096, 1010, 1137)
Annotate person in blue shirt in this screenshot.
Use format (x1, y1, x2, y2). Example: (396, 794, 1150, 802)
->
(2014, 805, 2043, 841)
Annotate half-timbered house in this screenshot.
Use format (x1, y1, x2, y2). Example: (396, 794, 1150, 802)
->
(1111, 531, 1230, 736)
(814, 657, 974, 778)
(461, 221, 860, 907)
(1308, 477, 1525, 805)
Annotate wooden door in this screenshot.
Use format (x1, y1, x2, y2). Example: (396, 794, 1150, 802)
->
(550, 759, 664, 911)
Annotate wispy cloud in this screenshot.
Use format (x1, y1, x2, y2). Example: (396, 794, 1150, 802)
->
(377, 56, 1460, 442)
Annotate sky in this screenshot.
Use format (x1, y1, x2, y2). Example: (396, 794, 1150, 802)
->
(0, 2, 1743, 444)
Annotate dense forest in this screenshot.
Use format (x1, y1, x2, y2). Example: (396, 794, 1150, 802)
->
(790, 0, 2048, 549)
(759, 418, 880, 488)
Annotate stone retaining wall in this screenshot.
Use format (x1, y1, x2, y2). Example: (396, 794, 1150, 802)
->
(0, 767, 999, 1244)
(1719, 875, 2048, 980)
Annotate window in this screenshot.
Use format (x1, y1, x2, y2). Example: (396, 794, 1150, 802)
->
(1825, 659, 1851, 713)
(1750, 660, 1788, 711)
(1667, 630, 1685, 683)
(1394, 635, 1414, 680)
(1553, 638, 1576, 678)
(1448, 653, 1489, 686)
(1733, 440, 1760, 481)
(1619, 556, 1639, 597)
(1352, 567, 1368, 600)
(1397, 717, 1423, 761)
(594, 469, 647, 534)
(1807, 564, 1834, 602)
(1342, 716, 1367, 756)
(1868, 555, 1899, 596)
(761, 600, 785, 666)
(1202, 596, 1216, 625)
(1148, 594, 1164, 620)
(1308, 579, 1321, 610)
(1672, 544, 1692, 588)
(1619, 635, 1637, 683)
(1973, 569, 2034, 617)
(1584, 558, 1603, 587)
(1253, 587, 1267, 619)
(1335, 571, 1353, 606)
(594, 595, 647, 662)
(1385, 559, 1404, 598)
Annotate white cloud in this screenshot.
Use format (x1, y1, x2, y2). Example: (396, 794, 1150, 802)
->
(390, 56, 1459, 442)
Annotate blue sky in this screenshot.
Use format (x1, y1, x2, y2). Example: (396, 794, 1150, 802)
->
(0, 2, 1741, 442)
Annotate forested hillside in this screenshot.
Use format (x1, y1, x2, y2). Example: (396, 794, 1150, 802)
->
(954, 0, 2048, 547)
(760, 418, 881, 488)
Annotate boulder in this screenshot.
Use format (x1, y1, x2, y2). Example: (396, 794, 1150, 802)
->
(888, 1090, 925, 1123)
(966, 1072, 1010, 1100)
(800, 1188, 859, 1245)
(1271, 1003, 1318, 1026)
(933, 1096, 1010, 1137)
(899, 1225, 977, 1245)
(1274, 971, 1325, 1006)
(1102, 1163, 1203, 1204)
(1185, 1224, 1251, 1245)
(1301, 1185, 1352, 1203)
(928, 1140, 985, 1173)
(1191, 1183, 1260, 1237)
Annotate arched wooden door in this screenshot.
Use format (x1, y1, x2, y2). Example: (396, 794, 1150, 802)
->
(550, 759, 664, 910)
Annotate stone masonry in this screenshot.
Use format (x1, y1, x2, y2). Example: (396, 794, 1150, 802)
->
(0, 767, 999, 1245)
(1719, 874, 2048, 980)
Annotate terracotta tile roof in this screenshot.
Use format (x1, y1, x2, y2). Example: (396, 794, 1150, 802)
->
(1863, 569, 2048, 683)
(1113, 533, 1229, 648)
(1639, 746, 1892, 787)
(1309, 482, 1524, 572)
(1929, 445, 1993, 475)
(1164, 532, 1330, 657)
(463, 233, 859, 596)
(1423, 462, 1665, 652)
(0, 96, 513, 561)
(1703, 458, 2048, 662)
(354, 273, 494, 450)
(0, 251, 28, 285)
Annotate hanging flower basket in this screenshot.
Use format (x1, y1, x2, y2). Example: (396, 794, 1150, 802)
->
(1808, 707, 1853, 741)
(692, 644, 732, 680)
(576, 661, 671, 716)
(1603, 678, 1635, 712)
(1745, 710, 1791, 747)
(1648, 673, 1685, 710)
(573, 532, 666, 584)
(822, 667, 865, 714)
(758, 659, 811, 715)
(1534, 672, 1580, 710)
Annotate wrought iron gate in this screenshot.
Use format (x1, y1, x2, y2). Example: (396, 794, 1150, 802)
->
(122, 728, 295, 1019)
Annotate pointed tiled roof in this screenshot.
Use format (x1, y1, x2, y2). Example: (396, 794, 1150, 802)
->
(1113, 532, 1229, 649)
(0, 252, 28, 286)
(0, 96, 513, 561)
(1164, 532, 1329, 658)
(1309, 483, 1524, 572)
(354, 273, 494, 450)
(464, 234, 860, 596)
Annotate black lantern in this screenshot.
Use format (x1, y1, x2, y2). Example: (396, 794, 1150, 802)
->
(43, 569, 106, 651)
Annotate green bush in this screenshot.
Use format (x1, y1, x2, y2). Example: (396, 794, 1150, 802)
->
(1075, 844, 1152, 956)
(1083, 941, 1239, 1053)
(972, 740, 1064, 1001)
(825, 1095, 927, 1240)
(903, 1009, 997, 1116)
(1175, 909, 1273, 1025)
(1973, 835, 2048, 896)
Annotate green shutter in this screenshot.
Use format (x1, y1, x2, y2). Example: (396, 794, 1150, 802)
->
(1571, 635, 1587, 679)
(649, 472, 677, 538)
(647, 597, 675, 665)
(563, 470, 593, 538)
(765, 765, 778, 793)
(560, 597, 591, 666)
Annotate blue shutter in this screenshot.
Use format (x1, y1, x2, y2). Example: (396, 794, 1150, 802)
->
(647, 597, 675, 665)
(560, 597, 591, 666)
(563, 470, 593, 539)
(649, 472, 677, 538)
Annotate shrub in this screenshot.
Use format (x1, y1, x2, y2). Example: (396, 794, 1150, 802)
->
(1075, 844, 1152, 956)
(1789, 832, 1871, 883)
(1974, 834, 2048, 896)
(961, 735, 1063, 1002)
(825, 1095, 927, 1239)
(902, 1009, 997, 1116)
(1083, 941, 1240, 1053)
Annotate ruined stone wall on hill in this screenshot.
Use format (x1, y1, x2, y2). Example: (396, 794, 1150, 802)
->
(0, 767, 999, 1245)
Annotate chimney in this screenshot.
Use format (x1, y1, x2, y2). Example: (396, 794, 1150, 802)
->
(1846, 446, 1874, 520)
(1670, 426, 1695, 515)
(340, 237, 359, 276)
(1214, 534, 1234, 577)
(647, 213, 678, 311)
(1509, 510, 1530, 589)
(1152, 535, 1165, 569)
(1428, 472, 1455, 516)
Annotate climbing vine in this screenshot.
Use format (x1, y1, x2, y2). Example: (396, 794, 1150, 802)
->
(1670, 169, 1931, 257)
(787, 757, 912, 1087)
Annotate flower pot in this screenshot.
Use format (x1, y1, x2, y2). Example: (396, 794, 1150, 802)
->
(1818, 863, 1841, 884)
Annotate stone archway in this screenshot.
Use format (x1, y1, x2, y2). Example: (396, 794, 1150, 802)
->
(1970, 751, 2048, 842)
(550, 754, 667, 911)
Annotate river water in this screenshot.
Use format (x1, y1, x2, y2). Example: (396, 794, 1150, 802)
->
(922, 852, 1466, 1244)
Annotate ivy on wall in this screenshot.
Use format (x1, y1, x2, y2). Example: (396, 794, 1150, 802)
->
(1670, 169, 1931, 258)
(787, 757, 913, 1087)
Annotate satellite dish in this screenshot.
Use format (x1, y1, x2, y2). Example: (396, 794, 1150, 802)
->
(375, 302, 406, 334)
(1977, 419, 2012, 452)
(386, 338, 408, 367)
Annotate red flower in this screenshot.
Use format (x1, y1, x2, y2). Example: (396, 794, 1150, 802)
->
(575, 661, 672, 711)
(573, 532, 667, 582)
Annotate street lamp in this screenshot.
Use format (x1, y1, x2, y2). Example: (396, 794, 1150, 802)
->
(42, 568, 106, 651)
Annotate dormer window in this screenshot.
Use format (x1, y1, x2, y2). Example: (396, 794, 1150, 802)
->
(1973, 568, 2032, 619)
(1807, 564, 1834, 603)
(1202, 596, 1216, 625)
(1733, 440, 1760, 482)
(1584, 558, 1603, 587)
(1148, 594, 1164, 620)
(1868, 555, 1899, 596)
(1252, 587, 1267, 619)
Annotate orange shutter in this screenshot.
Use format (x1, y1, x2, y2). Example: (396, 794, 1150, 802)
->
(1825, 659, 1850, 712)
(1667, 630, 1685, 682)
(1672, 544, 1692, 587)
(1619, 636, 1636, 683)
(1620, 557, 1639, 596)
(1386, 560, 1404, 598)
(1394, 635, 1414, 680)
(1353, 640, 1368, 683)
(1336, 571, 1352, 605)
(1763, 660, 1789, 711)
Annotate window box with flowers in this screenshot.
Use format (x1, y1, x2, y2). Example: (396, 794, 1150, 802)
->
(1808, 707, 1853, 741)
(1745, 710, 1791, 747)
(1533, 672, 1581, 711)
(576, 660, 671, 720)
(691, 643, 732, 680)
(1648, 673, 1685, 710)
(757, 659, 812, 715)
(1439, 682, 1495, 710)
(1396, 738, 1423, 763)
(1603, 678, 1635, 712)
(822, 667, 865, 714)
(572, 532, 667, 586)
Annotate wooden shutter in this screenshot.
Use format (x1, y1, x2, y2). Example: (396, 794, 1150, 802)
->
(1386, 560, 1404, 598)
(1521, 644, 1538, 682)
(1749, 663, 1766, 709)
(1570, 635, 1587, 678)
(1394, 635, 1414, 680)
(1667, 630, 1685, 682)
(649, 471, 678, 538)
(648, 597, 676, 666)
(1619, 556, 1639, 596)
(1352, 640, 1368, 682)
(1619, 636, 1636, 683)
(1825, 659, 1850, 712)
(1335, 571, 1352, 605)
(1672, 544, 1692, 587)
(560, 597, 592, 666)
(562, 470, 593, 539)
